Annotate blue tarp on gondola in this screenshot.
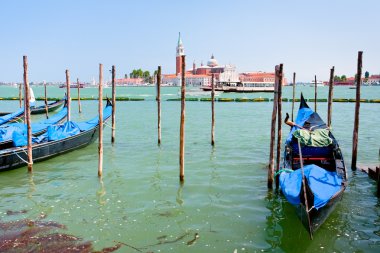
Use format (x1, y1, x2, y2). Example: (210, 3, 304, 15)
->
(12, 102, 112, 146)
(0, 107, 24, 126)
(0, 107, 67, 143)
(47, 121, 81, 141)
(280, 164, 343, 210)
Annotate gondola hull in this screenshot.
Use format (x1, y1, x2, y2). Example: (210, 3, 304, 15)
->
(31, 99, 65, 114)
(280, 94, 347, 238)
(0, 126, 99, 172)
(296, 187, 345, 234)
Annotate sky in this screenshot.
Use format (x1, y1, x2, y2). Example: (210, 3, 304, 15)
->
(0, 0, 379, 83)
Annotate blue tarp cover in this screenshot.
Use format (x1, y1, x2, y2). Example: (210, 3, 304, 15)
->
(280, 164, 342, 210)
(0, 107, 24, 126)
(286, 107, 314, 143)
(47, 121, 80, 141)
(12, 103, 112, 146)
(0, 107, 67, 143)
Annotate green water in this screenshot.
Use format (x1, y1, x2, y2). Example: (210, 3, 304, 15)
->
(0, 86, 379, 252)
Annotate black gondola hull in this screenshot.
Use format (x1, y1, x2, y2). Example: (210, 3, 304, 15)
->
(296, 188, 345, 234)
(31, 99, 65, 114)
(0, 126, 99, 172)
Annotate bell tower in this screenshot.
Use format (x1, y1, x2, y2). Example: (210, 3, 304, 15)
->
(176, 32, 185, 75)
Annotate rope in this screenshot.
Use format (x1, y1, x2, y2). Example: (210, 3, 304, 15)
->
(274, 168, 293, 177)
(103, 122, 115, 130)
(12, 149, 33, 165)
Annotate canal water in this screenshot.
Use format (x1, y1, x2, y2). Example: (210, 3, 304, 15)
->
(0, 86, 379, 252)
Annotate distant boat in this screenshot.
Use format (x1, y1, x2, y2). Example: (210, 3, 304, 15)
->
(59, 83, 85, 88)
(178, 88, 222, 97)
(309, 80, 324, 87)
(201, 82, 274, 93)
(279, 94, 347, 238)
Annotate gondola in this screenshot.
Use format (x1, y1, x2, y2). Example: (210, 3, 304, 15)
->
(0, 107, 25, 126)
(0, 102, 68, 150)
(31, 98, 65, 114)
(279, 94, 347, 239)
(0, 99, 112, 172)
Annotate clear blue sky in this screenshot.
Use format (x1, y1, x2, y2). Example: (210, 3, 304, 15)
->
(1, 0, 379, 83)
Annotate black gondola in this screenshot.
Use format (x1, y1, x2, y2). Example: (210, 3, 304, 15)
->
(0, 100, 112, 172)
(0, 102, 68, 150)
(0, 107, 24, 126)
(31, 98, 65, 114)
(279, 94, 347, 238)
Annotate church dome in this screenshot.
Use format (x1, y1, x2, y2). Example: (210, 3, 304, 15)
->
(207, 54, 218, 67)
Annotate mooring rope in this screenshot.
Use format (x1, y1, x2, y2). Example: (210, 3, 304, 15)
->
(12, 148, 32, 165)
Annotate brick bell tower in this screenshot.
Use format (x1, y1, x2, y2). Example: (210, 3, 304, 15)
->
(176, 32, 185, 75)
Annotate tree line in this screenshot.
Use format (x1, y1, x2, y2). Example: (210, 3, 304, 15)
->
(124, 69, 159, 84)
(334, 71, 371, 82)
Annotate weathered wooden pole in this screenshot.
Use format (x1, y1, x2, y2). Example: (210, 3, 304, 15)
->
(291, 72, 296, 121)
(157, 66, 161, 145)
(268, 67, 279, 189)
(77, 78, 82, 113)
(211, 73, 215, 146)
(111, 65, 116, 143)
(327, 66, 335, 128)
(351, 51, 363, 171)
(44, 81, 48, 119)
(66, 70, 71, 122)
(23, 56, 33, 172)
(376, 167, 380, 197)
(98, 64, 104, 177)
(19, 83, 22, 108)
(314, 75, 317, 112)
(275, 64, 283, 188)
(179, 55, 186, 182)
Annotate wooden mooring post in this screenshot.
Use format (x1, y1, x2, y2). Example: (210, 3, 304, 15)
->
(19, 83, 22, 108)
(351, 51, 362, 171)
(327, 66, 335, 128)
(211, 73, 215, 146)
(291, 72, 295, 121)
(275, 64, 283, 188)
(268, 67, 279, 189)
(179, 55, 186, 182)
(66, 70, 71, 122)
(77, 78, 82, 113)
(23, 56, 33, 172)
(314, 75, 317, 112)
(157, 66, 161, 145)
(111, 65, 116, 143)
(98, 64, 104, 177)
(44, 81, 48, 118)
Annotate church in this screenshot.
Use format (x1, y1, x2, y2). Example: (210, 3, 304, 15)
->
(162, 33, 240, 87)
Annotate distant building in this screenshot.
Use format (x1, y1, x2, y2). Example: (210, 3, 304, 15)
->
(162, 33, 283, 87)
(368, 75, 380, 84)
(162, 33, 240, 86)
(115, 78, 145, 86)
